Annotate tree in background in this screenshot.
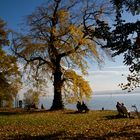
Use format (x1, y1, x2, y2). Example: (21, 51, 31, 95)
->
(12, 0, 112, 110)
(107, 0, 140, 91)
(23, 89, 39, 109)
(83, 0, 140, 91)
(0, 18, 21, 107)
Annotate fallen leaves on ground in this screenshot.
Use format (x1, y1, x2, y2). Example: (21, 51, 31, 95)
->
(0, 109, 139, 139)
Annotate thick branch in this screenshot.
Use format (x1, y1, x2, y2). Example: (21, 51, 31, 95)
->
(12, 44, 54, 70)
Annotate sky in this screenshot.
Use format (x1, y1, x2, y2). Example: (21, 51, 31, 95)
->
(0, 0, 138, 93)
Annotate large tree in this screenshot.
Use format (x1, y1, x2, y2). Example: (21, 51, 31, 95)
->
(12, 0, 111, 110)
(0, 18, 21, 107)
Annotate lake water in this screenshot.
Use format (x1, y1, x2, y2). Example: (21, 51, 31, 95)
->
(39, 91, 140, 112)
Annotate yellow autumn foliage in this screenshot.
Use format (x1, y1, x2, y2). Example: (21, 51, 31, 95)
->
(12, 0, 107, 109)
(0, 18, 21, 107)
(63, 70, 92, 103)
(58, 9, 69, 24)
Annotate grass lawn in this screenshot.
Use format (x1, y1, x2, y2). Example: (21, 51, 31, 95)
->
(0, 108, 139, 140)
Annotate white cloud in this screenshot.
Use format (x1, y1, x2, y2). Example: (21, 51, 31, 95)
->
(87, 69, 129, 78)
(84, 68, 129, 91)
(104, 65, 129, 71)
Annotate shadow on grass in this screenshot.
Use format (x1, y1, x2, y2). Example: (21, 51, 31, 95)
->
(0, 109, 49, 116)
(9, 127, 140, 140)
(64, 110, 89, 115)
(95, 131, 140, 140)
(105, 114, 131, 120)
(13, 131, 65, 140)
(11, 131, 95, 140)
(0, 111, 19, 116)
(0, 108, 89, 116)
(95, 124, 140, 140)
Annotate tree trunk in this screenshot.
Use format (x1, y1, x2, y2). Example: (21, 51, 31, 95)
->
(0, 99, 2, 107)
(50, 70, 64, 110)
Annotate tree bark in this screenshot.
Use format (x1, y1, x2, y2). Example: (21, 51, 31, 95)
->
(50, 69, 64, 110)
(0, 99, 2, 107)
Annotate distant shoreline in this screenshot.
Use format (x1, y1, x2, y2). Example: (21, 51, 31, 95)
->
(94, 90, 140, 96)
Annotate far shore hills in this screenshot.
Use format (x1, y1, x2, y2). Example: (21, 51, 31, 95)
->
(94, 89, 140, 95)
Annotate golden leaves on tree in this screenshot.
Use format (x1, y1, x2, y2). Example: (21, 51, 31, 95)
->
(63, 70, 92, 103)
(0, 18, 21, 107)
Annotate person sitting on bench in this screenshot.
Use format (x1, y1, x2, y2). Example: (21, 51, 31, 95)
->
(116, 102, 130, 118)
(76, 101, 89, 113)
